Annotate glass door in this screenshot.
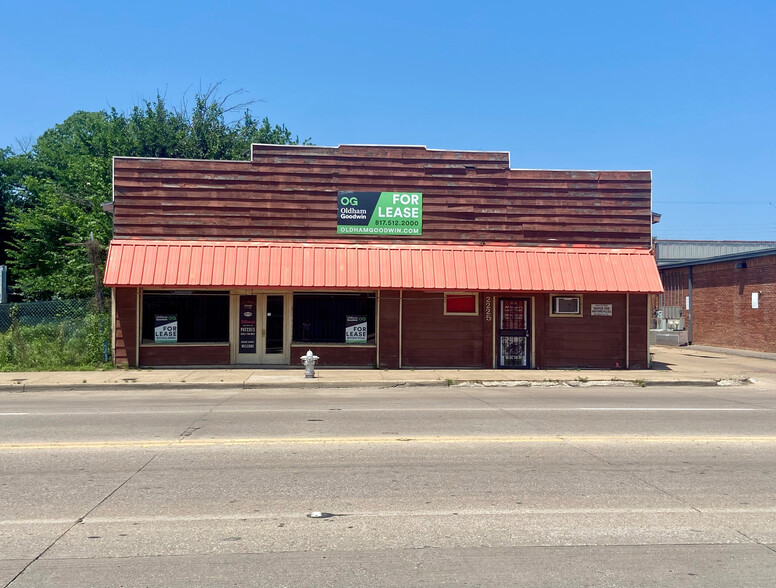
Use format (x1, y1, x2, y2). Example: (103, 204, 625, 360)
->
(232, 294, 290, 365)
(263, 295, 285, 361)
(498, 298, 530, 368)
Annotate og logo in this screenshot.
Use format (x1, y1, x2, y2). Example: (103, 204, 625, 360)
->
(340, 196, 359, 206)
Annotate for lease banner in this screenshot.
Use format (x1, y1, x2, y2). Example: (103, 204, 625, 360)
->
(337, 191, 422, 236)
(154, 315, 177, 343)
(345, 315, 367, 343)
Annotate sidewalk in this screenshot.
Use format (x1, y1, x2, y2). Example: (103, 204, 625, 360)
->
(0, 346, 773, 392)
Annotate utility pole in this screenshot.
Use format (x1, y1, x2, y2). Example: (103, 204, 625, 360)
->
(67, 232, 109, 362)
(86, 232, 104, 313)
(68, 232, 104, 312)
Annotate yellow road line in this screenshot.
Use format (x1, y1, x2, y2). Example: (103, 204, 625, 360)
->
(3, 435, 776, 451)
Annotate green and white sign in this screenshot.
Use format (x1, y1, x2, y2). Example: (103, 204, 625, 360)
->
(154, 314, 178, 343)
(337, 191, 422, 236)
(345, 315, 368, 343)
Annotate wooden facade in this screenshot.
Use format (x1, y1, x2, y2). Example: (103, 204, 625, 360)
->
(139, 344, 230, 367)
(113, 145, 652, 248)
(401, 292, 485, 368)
(113, 288, 138, 367)
(290, 344, 376, 367)
(114, 287, 649, 369)
(110, 144, 656, 369)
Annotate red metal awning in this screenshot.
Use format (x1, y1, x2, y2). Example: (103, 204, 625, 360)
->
(103, 240, 663, 293)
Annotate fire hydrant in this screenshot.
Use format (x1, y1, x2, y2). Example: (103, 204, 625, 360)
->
(301, 349, 319, 378)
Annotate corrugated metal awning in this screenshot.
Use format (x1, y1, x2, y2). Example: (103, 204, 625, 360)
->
(103, 240, 663, 293)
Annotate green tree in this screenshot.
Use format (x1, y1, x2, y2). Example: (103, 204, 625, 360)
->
(0, 147, 38, 268)
(0, 147, 18, 267)
(3, 88, 307, 300)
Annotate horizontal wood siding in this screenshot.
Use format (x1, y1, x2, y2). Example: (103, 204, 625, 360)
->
(628, 294, 649, 369)
(532, 294, 546, 368)
(542, 294, 627, 369)
(401, 291, 484, 368)
(378, 291, 401, 368)
(113, 145, 652, 248)
(290, 345, 376, 367)
(139, 345, 229, 366)
(114, 287, 137, 367)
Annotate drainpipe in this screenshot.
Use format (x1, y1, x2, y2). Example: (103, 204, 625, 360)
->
(687, 266, 693, 345)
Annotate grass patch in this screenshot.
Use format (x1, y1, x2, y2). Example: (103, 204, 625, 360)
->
(0, 313, 112, 371)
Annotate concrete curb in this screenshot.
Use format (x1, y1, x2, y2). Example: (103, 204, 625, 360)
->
(680, 345, 776, 362)
(0, 377, 738, 393)
(642, 379, 726, 387)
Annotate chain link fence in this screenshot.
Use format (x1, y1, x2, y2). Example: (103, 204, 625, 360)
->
(0, 299, 111, 369)
(0, 299, 95, 332)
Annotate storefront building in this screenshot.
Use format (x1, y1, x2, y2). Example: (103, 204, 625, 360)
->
(104, 144, 663, 369)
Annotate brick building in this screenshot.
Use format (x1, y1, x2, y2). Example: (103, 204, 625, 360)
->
(657, 242, 776, 353)
(103, 144, 662, 369)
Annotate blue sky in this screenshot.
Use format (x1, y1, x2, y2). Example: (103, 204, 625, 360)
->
(2, 0, 774, 241)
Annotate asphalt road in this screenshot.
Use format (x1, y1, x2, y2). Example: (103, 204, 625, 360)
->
(2, 384, 776, 587)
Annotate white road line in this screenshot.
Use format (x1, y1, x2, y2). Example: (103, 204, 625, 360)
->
(0, 407, 762, 416)
(4, 507, 776, 526)
(5, 434, 776, 451)
(574, 408, 757, 411)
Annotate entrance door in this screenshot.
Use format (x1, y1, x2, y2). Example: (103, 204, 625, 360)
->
(232, 294, 290, 365)
(498, 298, 530, 368)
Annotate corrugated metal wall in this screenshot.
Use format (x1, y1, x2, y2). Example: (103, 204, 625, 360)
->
(656, 241, 776, 265)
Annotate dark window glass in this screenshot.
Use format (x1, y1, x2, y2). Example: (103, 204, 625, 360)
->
(292, 293, 375, 343)
(265, 295, 284, 353)
(142, 293, 229, 343)
(446, 294, 477, 314)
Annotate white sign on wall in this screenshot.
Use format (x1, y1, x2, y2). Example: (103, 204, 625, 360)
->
(590, 304, 613, 316)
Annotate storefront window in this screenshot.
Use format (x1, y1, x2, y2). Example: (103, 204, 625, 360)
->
(142, 292, 229, 343)
(292, 293, 375, 343)
(444, 292, 479, 315)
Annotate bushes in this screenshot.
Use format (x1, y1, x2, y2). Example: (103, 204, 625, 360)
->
(0, 310, 111, 371)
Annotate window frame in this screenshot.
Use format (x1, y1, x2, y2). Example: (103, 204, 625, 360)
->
(291, 292, 376, 345)
(140, 290, 231, 345)
(549, 294, 584, 317)
(443, 292, 480, 316)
